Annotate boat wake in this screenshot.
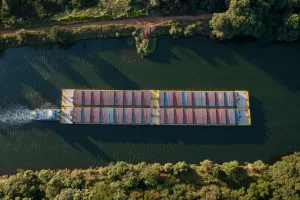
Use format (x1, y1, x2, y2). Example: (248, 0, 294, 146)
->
(0, 104, 34, 129)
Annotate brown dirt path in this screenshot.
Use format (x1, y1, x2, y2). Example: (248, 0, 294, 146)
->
(0, 14, 213, 35)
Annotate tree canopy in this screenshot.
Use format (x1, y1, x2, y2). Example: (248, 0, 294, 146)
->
(0, 152, 299, 199)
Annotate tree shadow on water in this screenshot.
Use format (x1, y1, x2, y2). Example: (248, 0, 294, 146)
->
(34, 122, 113, 163)
(41, 96, 266, 163)
(150, 36, 300, 93)
(147, 36, 239, 68)
(87, 52, 140, 90)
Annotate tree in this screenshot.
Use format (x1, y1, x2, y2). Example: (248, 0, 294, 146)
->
(139, 165, 160, 187)
(247, 180, 272, 199)
(210, 0, 270, 39)
(277, 13, 300, 41)
(57, 188, 77, 200)
(169, 25, 183, 39)
(150, 0, 160, 7)
(200, 160, 214, 174)
(221, 161, 248, 185)
(38, 169, 54, 183)
(163, 163, 174, 173)
(49, 26, 72, 44)
(200, 185, 222, 200)
(268, 152, 300, 199)
(173, 161, 188, 175)
(107, 161, 132, 180)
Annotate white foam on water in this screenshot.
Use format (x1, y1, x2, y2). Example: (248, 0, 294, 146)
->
(0, 104, 35, 129)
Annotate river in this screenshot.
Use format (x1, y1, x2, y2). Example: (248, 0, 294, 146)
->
(0, 36, 299, 173)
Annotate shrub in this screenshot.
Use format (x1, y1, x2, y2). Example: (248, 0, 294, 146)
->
(163, 163, 174, 173)
(169, 25, 183, 39)
(173, 161, 188, 175)
(139, 165, 160, 187)
(49, 26, 72, 44)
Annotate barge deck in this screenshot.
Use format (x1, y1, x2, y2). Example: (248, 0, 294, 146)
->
(60, 89, 251, 126)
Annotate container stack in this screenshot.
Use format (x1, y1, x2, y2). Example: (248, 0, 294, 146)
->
(60, 89, 251, 125)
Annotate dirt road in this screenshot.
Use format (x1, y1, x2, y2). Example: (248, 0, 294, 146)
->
(0, 14, 213, 35)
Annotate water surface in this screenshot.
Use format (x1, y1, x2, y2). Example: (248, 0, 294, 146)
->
(0, 36, 299, 173)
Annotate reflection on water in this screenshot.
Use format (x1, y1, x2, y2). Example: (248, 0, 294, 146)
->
(0, 36, 299, 173)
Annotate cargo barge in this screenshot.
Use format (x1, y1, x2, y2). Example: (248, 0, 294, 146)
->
(52, 89, 250, 126)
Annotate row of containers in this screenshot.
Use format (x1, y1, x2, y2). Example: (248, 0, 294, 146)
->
(71, 90, 249, 107)
(71, 107, 250, 125)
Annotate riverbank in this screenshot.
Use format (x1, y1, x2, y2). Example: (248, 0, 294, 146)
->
(0, 18, 210, 56)
(0, 152, 299, 199)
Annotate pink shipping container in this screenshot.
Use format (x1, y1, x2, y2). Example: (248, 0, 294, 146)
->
(91, 108, 100, 123)
(193, 108, 207, 124)
(207, 109, 217, 124)
(226, 109, 236, 124)
(174, 108, 183, 124)
(141, 108, 151, 124)
(224, 92, 235, 107)
(113, 108, 123, 124)
(73, 90, 82, 105)
(100, 91, 114, 106)
(82, 91, 91, 105)
(206, 92, 216, 106)
(216, 108, 226, 124)
(100, 108, 108, 123)
(124, 91, 133, 106)
(173, 91, 182, 106)
(159, 91, 165, 106)
(114, 91, 124, 106)
(164, 108, 174, 124)
(82, 107, 91, 123)
(141, 91, 151, 106)
(159, 108, 165, 124)
(216, 92, 225, 107)
(91, 91, 101, 105)
(72, 108, 82, 123)
(123, 108, 133, 123)
(183, 108, 193, 124)
(133, 91, 142, 106)
(132, 108, 141, 124)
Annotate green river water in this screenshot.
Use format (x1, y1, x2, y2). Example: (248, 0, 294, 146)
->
(0, 36, 299, 173)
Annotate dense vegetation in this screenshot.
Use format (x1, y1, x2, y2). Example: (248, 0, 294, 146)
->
(0, 152, 299, 199)
(1, 0, 300, 41)
(0, 24, 135, 49)
(210, 0, 300, 41)
(0, 20, 208, 57)
(0, 0, 226, 28)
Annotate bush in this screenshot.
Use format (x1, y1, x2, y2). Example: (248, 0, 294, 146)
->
(163, 163, 174, 173)
(169, 25, 183, 39)
(139, 165, 160, 187)
(200, 160, 214, 174)
(49, 26, 72, 44)
(107, 161, 132, 180)
(173, 161, 188, 175)
(210, 0, 270, 39)
(184, 24, 197, 37)
(38, 169, 54, 183)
